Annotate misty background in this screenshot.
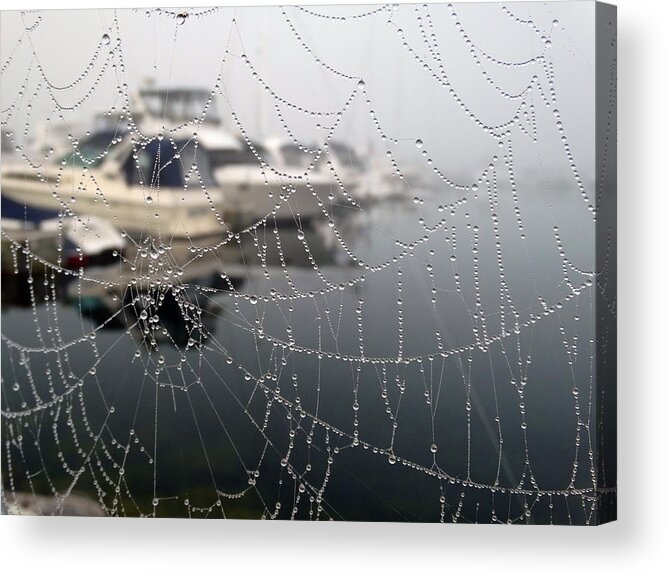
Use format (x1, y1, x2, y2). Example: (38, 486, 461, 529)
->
(1, 3, 595, 183)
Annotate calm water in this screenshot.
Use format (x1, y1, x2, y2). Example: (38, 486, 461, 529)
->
(1, 185, 606, 523)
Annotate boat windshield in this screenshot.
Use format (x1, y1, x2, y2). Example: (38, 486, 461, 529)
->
(1, 194, 59, 225)
(59, 130, 123, 168)
(122, 139, 216, 189)
(279, 143, 323, 169)
(329, 142, 364, 170)
(208, 142, 271, 169)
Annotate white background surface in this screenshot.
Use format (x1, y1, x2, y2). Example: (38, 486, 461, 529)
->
(0, 0, 663, 573)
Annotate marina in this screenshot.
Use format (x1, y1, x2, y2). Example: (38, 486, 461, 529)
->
(2, 86, 411, 246)
(0, 3, 614, 525)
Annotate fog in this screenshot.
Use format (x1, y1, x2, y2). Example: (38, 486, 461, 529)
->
(1, 3, 595, 182)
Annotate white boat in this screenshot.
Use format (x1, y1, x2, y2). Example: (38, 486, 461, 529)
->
(264, 139, 407, 206)
(42, 215, 126, 269)
(126, 86, 347, 228)
(1, 130, 231, 239)
(1, 194, 126, 272)
(326, 142, 414, 203)
(124, 87, 214, 142)
(9, 85, 367, 236)
(209, 136, 347, 229)
(136, 86, 349, 227)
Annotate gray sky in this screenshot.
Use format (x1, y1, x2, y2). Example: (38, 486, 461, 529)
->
(1, 2, 595, 180)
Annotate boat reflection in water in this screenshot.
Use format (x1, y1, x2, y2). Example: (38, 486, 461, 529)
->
(1, 79, 387, 355)
(59, 220, 356, 350)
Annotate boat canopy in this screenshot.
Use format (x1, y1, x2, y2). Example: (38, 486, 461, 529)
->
(1, 194, 59, 226)
(121, 138, 216, 189)
(279, 142, 320, 169)
(137, 88, 222, 125)
(207, 140, 271, 169)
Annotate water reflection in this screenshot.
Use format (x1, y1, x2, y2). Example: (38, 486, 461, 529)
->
(15, 217, 357, 351)
(2, 183, 603, 523)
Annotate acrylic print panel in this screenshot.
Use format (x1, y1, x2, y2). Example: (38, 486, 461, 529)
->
(0, 2, 616, 524)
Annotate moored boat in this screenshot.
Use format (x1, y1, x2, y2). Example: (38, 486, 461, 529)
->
(1, 130, 232, 239)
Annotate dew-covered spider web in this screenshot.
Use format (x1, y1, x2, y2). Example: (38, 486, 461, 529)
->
(0, 3, 616, 523)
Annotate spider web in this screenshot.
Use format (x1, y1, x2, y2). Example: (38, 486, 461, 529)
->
(0, 3, 616, 524)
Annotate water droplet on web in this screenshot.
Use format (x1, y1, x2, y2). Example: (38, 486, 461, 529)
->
(101, 33, 110, 45)
(176, 13, 187, 25)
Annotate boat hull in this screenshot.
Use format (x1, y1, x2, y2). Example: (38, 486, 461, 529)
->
(215, 166, 348, 229)
(1, 168, 231, 239)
